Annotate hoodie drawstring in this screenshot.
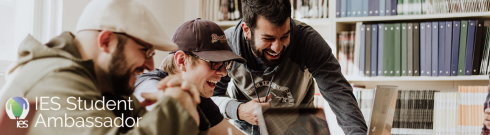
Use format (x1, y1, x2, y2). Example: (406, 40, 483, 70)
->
(248, 72, 275, 103)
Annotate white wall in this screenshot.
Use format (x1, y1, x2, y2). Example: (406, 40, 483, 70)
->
(61, 0, 200, 68)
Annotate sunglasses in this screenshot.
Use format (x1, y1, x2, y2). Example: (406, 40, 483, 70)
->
(185, 52, 233, 70)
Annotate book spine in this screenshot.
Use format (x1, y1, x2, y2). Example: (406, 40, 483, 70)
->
(472, 20, 485, 75)
(347, 0, 352, 17)
(414, 23, 420, 76)
(384, 24, 392, 76)
(391, 0, 397, 15)
(438, 21, 445, 76)
(366, 24, 372, 76)
(371, 24, 378, 76)
(465, 20, 476, 75)
(426, 22, 432, 76)
(432, 21, 439, 76)
(336, 0, 341, 17)
(363, 0, 369, 16)
(402, 23, 408, 76)
(408, 23, 414, 76)
(458, 20, 468, 76)
(386, 0, 392, 16)
(378, 24, 385, 76)
(341, 0, 347, 17)
(373, 0, 380, 16)
(395, 23, 402, 76)
(380, 0, 386, 16)
(445, 21, 452, 76)
(420, 22, 426, 76)
(360, 24, 366, 76)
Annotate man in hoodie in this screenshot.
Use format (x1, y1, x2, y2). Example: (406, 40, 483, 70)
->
(133, 18, 246, 135)
(0, 0, 208, 134)
(211, 0, 368, 134)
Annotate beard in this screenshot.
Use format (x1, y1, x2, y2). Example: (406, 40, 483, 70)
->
(108, 43, 133, 97)
(249, 31, 285, 67)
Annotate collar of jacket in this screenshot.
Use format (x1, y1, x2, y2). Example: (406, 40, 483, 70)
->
(8, 32, 96, 82)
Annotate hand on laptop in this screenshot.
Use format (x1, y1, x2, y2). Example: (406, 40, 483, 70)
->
(238, 95, 272, 125)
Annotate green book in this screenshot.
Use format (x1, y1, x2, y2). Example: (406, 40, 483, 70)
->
(402, 23, 408, 76)
(394, 23, 402, 76)
(458, 20, 468, 76)
(384, 24, 392, 76)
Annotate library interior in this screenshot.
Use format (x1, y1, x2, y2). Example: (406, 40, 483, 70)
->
(1, 0, 490, 135)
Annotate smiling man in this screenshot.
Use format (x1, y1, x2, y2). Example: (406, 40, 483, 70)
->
(0, 0, 206, 134)
(133, 18, 246, 135)
(211, 0, 368, 134)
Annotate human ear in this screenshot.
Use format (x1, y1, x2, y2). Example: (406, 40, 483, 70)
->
(241, 22, 251, 40)
(174, 51, 187, 72)
(97, 30, 115, 53)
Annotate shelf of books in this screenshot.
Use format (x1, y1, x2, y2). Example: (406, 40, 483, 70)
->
(346, 75, 489, 81)
(336, 12, 490, 23)
(353, 85, 487, 135)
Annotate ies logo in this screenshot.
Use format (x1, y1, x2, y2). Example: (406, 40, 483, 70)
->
(5, 97, 29, 128)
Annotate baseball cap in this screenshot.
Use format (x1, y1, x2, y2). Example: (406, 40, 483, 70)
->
(75, 0, 178, 51)
(172, 18, 246, 63)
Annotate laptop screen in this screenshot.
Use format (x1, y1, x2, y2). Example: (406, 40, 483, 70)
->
(257, 107, 329, 135)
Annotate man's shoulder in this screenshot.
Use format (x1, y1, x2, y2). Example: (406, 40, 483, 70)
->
(5, 57, 97, 95)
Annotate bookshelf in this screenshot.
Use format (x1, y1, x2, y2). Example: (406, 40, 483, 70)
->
(346, 75, 489, 81)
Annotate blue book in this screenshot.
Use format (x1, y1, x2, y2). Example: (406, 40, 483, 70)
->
(426, 22, 432, 76)
(445, 21, 453, 76)
(336, 0, 341, 17)
(363, 0, 369, 16)
(378, 24, 384, 76)
(432, 21, 439, 76)
(360, 24, 366, 76)
(438, 21, 445, 76)
(380, 0, 386, 16)
(386, 0, 391, 15)
(353, 0, 363, 17)
(341, 0, 347, 17)
(376, 0, 379, 16)
(451, 21, 461, 76)
(420, 22, 426, 76)
(464, 20, 476, 75)
(372, 24, 378, 76)
(346, 0, 352, 17)
(391, 0, 397, 15)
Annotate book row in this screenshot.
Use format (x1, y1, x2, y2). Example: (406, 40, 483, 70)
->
(353, 85, 487, 135)
(339, 20, 490, 77)
(336, 0, 490, 18)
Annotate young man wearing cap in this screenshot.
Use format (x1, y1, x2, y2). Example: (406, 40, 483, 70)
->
(133, 18, 246, 135)
(0, 0, 208, 134)
(211, 0, 368, 134)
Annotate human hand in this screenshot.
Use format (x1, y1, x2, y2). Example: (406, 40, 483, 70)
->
(141, 87, 200, 126)
(156, 75, 201, 104)
(237, 95, 272, 125)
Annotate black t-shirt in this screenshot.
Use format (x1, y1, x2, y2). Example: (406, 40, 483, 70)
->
(135, 69, 224, 127)
(199, 97, 224, 127)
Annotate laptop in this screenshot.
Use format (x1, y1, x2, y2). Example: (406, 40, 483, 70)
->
(257, 107, 329, 135)
(367, 85, 399, 135)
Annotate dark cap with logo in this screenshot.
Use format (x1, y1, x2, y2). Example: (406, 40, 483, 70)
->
(171, 18, 246, 63)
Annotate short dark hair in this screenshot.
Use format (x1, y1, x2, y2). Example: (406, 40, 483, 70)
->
(241, 0, 291, 31)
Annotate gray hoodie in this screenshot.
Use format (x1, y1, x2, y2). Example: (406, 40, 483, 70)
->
(212, 19, 368, 135)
